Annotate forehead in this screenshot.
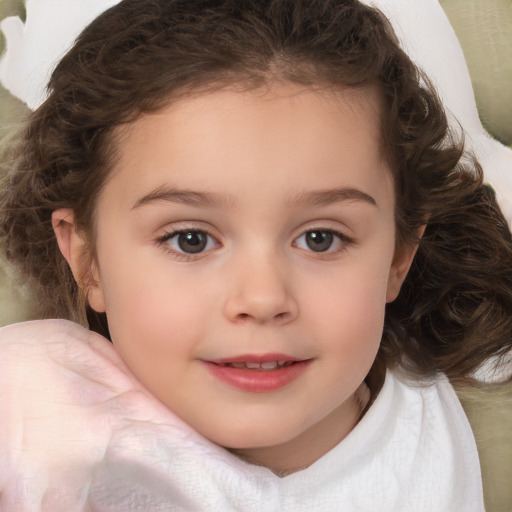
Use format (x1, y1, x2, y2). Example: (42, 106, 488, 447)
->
(104, 83, 392, 210)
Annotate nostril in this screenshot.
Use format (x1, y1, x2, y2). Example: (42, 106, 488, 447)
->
(235, 311, 290, 322)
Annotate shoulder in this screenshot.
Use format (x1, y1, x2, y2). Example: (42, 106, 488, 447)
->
(369, 370, 484, 509)
(387, 369, 478, 440)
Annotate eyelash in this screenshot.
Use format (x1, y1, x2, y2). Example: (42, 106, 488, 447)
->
(156, 226, 354, 260)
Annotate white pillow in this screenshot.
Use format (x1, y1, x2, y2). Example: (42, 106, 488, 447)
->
(0, 0, 121, 110)
(360, 0, 512, 226)
(1, 0, 511, 223)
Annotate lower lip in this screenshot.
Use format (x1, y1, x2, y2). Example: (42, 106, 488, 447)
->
(202, 361, 311, 393)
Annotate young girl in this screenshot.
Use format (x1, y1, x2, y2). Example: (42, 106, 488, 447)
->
(1, 0, 511, 510)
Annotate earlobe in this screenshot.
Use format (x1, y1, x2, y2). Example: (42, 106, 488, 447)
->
(52, 209, 107, 313)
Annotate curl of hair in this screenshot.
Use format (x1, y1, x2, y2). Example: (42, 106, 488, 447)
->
(1, 0, 511, 382)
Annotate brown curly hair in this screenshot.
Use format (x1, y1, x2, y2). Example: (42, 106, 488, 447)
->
(1, 0, 511, 384)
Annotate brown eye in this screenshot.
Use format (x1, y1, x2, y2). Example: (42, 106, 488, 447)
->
(304, 230, 334, 252)
(176, 231, 208, 253)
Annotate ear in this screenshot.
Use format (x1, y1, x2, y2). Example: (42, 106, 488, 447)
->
(52, 208, 106, 313)
(386, 225, 427, 303)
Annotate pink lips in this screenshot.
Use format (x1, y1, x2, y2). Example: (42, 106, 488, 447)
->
(202, 353, 312, 393)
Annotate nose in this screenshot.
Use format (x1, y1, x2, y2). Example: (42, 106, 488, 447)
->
(223, 250, 298, 325)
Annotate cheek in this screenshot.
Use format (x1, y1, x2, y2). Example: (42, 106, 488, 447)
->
(99, 254, 214, 361)
(103, 283, 205, 398)
(301, 257, 390, 352)
(314, 285, 385, 394)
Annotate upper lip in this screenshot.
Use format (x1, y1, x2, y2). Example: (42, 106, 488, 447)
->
(205, 353, 307, 364)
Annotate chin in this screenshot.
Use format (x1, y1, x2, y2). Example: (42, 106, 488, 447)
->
(199, 421, 299, 451)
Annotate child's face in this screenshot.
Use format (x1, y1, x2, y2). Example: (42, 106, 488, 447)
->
(57, 83, 415, 473)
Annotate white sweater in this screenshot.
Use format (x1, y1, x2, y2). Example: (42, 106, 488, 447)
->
(0, 320, 484, 511)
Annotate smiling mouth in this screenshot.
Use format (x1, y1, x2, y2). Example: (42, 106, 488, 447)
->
(203, 357, 312, 392)
(215, 361, 297, 370)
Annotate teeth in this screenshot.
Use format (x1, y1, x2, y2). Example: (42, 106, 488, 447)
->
(220, 361, 295, 370)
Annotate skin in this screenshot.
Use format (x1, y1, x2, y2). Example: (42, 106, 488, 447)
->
(53, 83, 418, 475)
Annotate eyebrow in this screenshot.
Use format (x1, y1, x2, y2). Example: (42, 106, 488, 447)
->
(132, 186, 230, 209)
(289, 188, 377, 208)
(132, 185, 377, 210)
